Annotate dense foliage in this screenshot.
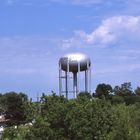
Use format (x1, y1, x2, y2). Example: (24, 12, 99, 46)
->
(1, 82, 140, 140)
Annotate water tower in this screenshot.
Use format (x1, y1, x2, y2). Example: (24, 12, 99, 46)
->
(59, 53, 91, 99)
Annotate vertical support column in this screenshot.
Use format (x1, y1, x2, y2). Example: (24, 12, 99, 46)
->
(85, 60, 90, 92)
(65, 71, 68, 99)
(65, 58, 69, 99)
(77, 62, 80, 97)
(73, 72, 77, 98)
(89, 64, 91, 94)
(59, 62, 62, 96)
(85, 70, 88, 92)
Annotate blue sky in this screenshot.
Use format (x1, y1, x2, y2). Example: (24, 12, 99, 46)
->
(0, 0, 140, 98)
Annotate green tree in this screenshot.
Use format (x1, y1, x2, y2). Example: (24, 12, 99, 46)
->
(78, 91, 92, 100)
(3, 87, 140, 140)
(135, 87, 140, 96)
(108, 104, 140, 140)
(3, 125, 32, 140)
(24, 93, 117, 140)
(114, 82, 134, 96)
(95, 83, 112, 98)
(0, 92, 29, 125)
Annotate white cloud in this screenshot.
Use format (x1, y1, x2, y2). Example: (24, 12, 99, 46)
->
(69, 16, 140, 47)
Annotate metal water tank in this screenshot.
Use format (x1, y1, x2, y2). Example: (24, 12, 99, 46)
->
(59, 53, 91, 73)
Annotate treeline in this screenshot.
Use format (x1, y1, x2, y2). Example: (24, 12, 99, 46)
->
(1, 82, 140, 140)
(93, 82, 140, 105)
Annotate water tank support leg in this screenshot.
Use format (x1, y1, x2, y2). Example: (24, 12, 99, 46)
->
(59, 63, 62, 96)
(73, 72, 77, 98)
